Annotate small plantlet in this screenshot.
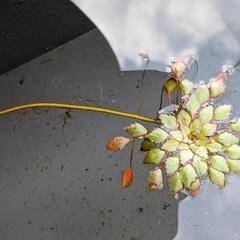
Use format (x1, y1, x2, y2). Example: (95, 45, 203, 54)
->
(107, 58, 240, 197)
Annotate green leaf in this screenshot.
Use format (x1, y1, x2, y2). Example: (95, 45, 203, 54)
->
(227, 159, 240, 173)
(178, 142, 190, 150)
(229, 118, 240, 132)
(140, 139, 156, 151)
(185, 94, 200, 116)
(210, 155, 229, 173)
(200, 123, 217, 137)
(192, 156, 208, 176)
(216, 132, 238, 147)
(188, 178, 201, 197)
(227, 144, 240, 159)
(180, 149, 194, 164)
(193, 146, 208, 159)
(161, 139, 179, 152)
(190, 119, 201, 135)
(124, 122, 148, 137)
(164, 79, 177, 93)
(180, 78, 193, 95)
(195, 84, 210, 104)
(210, 80, 225, 98)
(169, 130, 184, 142)
(159, 114, 177, 129)
(214, 105, 232, 121)
(168, 172, 183, 194)
(180, 164, 198, 189)
(145, 128, 168, 143)
(199, 105, 213, 123)
(143, 149, 165, 164)
(206, 141, 223, 153)
(209, 167, 225, 188)
(147, 168, 163, 191)
(177, 109, 192, 127)
(166, 157, 180, 175)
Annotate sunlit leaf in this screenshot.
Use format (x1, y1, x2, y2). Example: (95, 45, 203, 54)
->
(166, 157, 180, 175)
(161, 139, 179, 152)
(185, 94, 200, 116)
(208, 167, 225, 188)
(209, 80, 225, 98)
(180, 164, 198, 189)
(143, 149, 165, 164)
(180, 78, 193, 95)
(210, 155, 229, 173)
(199, 105, 213, 123)
(168, 172, 183, 195)
(227, 159, 240, 173)
(122, 167, 133, 188)
(140, 139, 156, 152)
(178, 142, 190, 150)
(159, 114, 177, 129)
(227, 144, 240, 159)
(192, 155, 208, 176)
(177, 109, 192, 127)
(216, 132, 238, 147)
(145, 128, 168, 143)
(195, 84, 210, 104)
(147, 168, 163, 191)
(124, 122, 148, 138)
(169, 130, 184, 142)
(200, 123, 217, 137)
(106, 136, 131, 152)
(180, 149, 194, 164)
(206, 141, 223, 153)
(214, 105, 232, 121)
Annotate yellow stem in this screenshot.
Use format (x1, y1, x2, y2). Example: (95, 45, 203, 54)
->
(0, 102, 160, 124)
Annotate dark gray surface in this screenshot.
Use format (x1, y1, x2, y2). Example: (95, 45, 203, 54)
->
(0, 29, 178, 240)
(0, 0, 95, 74)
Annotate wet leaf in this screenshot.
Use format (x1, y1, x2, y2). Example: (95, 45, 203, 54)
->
(208, 167, 225, 188)
(210, 80, 225, 98)
(214, 105, 232, 121)
(180, 149, 194, 164)
(206, 141, 223, 153)
(166, 157, 180, 175)
(200, 123, 217, 137)
(106, 136, 131, 151)
(199, 105, 213, 123)
(159, 114, 177, 129)
(143, 149, 165, 164)
(168, 172, 183, 194)
(161, 139, 179, 152)
(195, 84, 210, 104)
(124, 123, 148, 138)
(227, 144, 240, 159)
(147, 168, 163, 191)
(177, 109, 191, 127)
(122, 167, 133, 188)
(229, 118, 240, 132)
(140, 139, 156, 152)
(180, 164, 198, 189)
(145, 128, 168, 143)
(210, 155, 229, 173)
(227, 159, 240, 173)
(185, 94, 200, 116)
(192, 155, 208, 176)
(216, 132, 238, 147)
(180, 78, 193, 95)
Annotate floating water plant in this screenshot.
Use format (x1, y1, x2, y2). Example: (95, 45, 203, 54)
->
(1, 56, 239, 198)
(107, 57, 240, 197)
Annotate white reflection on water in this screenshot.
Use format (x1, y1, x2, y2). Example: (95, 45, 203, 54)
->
(71, 0, 240, 239)
(72, 0, 240, 80)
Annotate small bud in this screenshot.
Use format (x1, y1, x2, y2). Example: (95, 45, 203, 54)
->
(122, 167, 133, 188)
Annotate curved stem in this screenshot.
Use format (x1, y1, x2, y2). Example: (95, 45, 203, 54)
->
(0, 102, 160, 124)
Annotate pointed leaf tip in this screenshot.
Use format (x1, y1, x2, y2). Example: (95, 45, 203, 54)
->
(124, 122, 148, 138)
(144, 149, 165, 164)
(122, 167, 133, 188)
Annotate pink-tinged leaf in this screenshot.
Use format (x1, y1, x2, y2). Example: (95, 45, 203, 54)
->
(122, 167, 133, 188)
(106, 136, 131, 152)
